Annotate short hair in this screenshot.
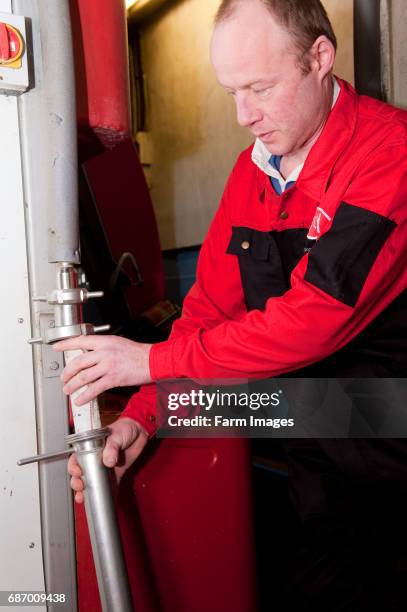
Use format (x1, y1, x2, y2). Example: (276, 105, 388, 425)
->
(214, 0, 337, 73)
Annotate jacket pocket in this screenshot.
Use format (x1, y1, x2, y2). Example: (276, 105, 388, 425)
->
(226, 226, 271, 260)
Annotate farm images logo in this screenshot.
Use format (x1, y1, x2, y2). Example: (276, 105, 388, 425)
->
(156, 380, 296, 438)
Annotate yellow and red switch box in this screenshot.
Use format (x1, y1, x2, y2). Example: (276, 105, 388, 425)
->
(0, 13, 29, 94)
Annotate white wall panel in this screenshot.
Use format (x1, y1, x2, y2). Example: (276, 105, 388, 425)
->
(0, 27, 46, 612)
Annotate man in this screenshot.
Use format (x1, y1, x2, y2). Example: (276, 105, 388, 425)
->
(55, 0, 407, 608)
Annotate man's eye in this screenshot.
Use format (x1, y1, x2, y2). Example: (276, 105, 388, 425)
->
(254, 87, 273, 98)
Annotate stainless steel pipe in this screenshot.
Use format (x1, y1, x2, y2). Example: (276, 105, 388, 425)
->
(66, 429, 134, 612)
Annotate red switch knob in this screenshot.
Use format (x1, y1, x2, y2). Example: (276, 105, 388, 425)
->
(0, 22, 23, 64)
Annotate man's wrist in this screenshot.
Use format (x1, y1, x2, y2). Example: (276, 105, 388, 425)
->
(143, 343, 153, 384)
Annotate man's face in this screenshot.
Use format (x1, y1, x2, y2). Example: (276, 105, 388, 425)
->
(211, 1, 327, 157)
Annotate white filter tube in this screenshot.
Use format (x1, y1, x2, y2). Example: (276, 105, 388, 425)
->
(64, 349, 101, 432)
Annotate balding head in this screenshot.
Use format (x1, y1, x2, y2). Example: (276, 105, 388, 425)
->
(214, 0, 337, 74)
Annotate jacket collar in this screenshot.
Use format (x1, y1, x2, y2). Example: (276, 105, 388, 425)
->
(256, 77, 359, 201)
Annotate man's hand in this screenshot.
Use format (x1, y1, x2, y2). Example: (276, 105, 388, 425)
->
(53, 335, 153, 405)
(68, 417, 149, 503)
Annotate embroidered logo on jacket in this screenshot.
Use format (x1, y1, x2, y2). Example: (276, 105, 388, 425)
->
(307, 207, 332, 240)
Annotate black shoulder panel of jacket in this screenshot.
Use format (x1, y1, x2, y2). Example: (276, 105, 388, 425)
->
(304, 202, 396, 307)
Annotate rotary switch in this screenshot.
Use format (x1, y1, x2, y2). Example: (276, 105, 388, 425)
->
(0, 21, 24, 68)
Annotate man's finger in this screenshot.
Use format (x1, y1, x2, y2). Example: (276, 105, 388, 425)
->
(61, 351, 100, 384)
(53, 335, 111, 353)
(67, 454, 82, 477)
(74, 491, 84, 504)
(70, 476, 84, 492)
(62, 363, 107, 396)
(70, 377, 110, 405)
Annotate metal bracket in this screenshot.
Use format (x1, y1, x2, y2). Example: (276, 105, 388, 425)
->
(39, 313, 64, 378)
(28, 263, 110, 345)
(17, 427, 111, 466)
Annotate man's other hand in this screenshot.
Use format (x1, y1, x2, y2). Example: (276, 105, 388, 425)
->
(68, 417, 149, 504)
(53, 335, 153, 405)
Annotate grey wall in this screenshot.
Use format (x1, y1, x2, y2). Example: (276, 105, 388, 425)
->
(381, 0, 407, 109)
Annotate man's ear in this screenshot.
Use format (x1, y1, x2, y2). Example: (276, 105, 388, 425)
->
(309, 35, 336, 79)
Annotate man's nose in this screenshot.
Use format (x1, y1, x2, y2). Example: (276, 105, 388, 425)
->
(235, 93, 262, 127)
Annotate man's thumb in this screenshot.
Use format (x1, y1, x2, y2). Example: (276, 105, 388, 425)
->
(103, 438, 120, 467)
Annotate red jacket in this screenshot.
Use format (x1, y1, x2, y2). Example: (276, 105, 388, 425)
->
(122, 78, 407, 435)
